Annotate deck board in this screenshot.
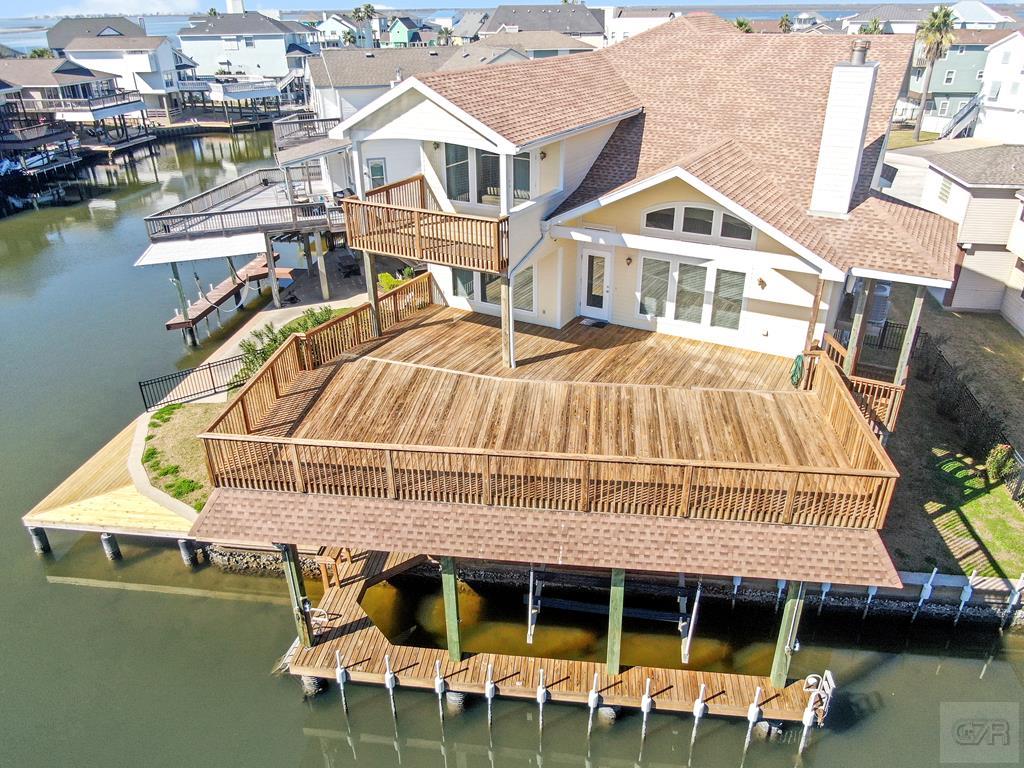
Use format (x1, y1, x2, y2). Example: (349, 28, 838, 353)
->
(289, 549, 811, 721)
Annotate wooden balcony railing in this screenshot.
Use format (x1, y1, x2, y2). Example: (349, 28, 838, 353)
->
(343, 175, 510, 274)
(813, 333, 906, 432)
(201, 294, 898, 530)
(272, 113, 342, 149)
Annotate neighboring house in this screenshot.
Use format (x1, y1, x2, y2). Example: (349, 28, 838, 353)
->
(63, 36, 199, 124)
(797, 22, 843, 35)
(0, 42, 24, 59)
(973, 30, 1024, 141)
(793, 11, 827, 30)
(316, 14, 373, 49)
(177, 12, 317, 81)
(46, 16, 146, 58)
(382, 17, 440, 48)
(451, 11, 489, 45)
(901, 29, 1008, 132)
(0, 78, 78, 174)
(472, 31, 594, 58)
(896, 143, 1024, 332)
(437, 42, 529, 70)
(479, 5, 606, 48)
(0, 57, 146, 138)
(602, 7, 679, 45)
(844, 1, 1017, 33)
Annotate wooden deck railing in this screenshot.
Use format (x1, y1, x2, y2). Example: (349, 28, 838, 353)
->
(202, 299, 898, 530)
(344, 175, 510, 274)
(812, 334, 906, 432)
(207, 273, 443, 435)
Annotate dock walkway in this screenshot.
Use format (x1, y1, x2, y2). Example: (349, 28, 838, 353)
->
(289, 550, 812, 721)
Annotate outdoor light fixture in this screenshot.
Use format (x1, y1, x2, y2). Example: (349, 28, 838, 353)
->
(758, 277, 767, 289)
(625, 256, 633, 266)
(433, 142, 440, 150)
(539, 151, 547, 160)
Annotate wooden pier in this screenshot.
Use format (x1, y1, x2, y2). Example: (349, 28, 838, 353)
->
(289, 550, 813, 721)
(165, 254, 292, 331)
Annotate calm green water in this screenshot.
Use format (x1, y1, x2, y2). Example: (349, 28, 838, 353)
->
(1, 132, 1023, 767)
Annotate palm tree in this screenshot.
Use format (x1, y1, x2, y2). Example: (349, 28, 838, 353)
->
(351, 7, 365, 22)
(913, 6, 956, 141)
(362, 4, 376, 20)
(342, 29, 357, 46)
(207, 7, 218, 16)
(778, 14, 793, 33)
(862, 18, 884, 34)
(734, 17, 752, 33)
(438, 26, 453, 45)
(28, 47, 53, 58)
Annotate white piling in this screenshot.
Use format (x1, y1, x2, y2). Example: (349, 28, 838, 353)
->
(536, 668, 547, 734)
(862, 585, 878, 620)
(587, 672, 600, 737)
(433, 660, 446, 725)
(484, 662, 496, 728)
(639, 677, 654, 747)
(1002, 574, 1024, 629)
(334, 650, 348, 714)
(954, 570, 977, 625)
(732, 576, 742, 608)
(798, 697, 817, 754)
(817, 583, 831, 616)
(775, 579, 787, 613)
(744, 687, 763, 751)
(383, 654, 397, 720)
(912, 567, 938, 622)
(684, 582, 702, 665)
(100, 532, 122, 561)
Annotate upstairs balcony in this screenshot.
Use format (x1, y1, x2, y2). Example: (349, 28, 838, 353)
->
(0, 121, 73, 150)
(144, 167, 344, 242)
(343, 175, 509, 274)
(272, 113, 342, 150)
(19, 90, 145, 121)
(200, 275, 899, 532)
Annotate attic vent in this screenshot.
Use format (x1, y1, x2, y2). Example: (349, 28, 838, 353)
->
(364, 52, 374, 57)
(428, 50, 438, 56)
(460, 51, 469, 58)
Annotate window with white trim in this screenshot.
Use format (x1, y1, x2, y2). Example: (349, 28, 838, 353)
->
(480, 272, 501, 304)
(943, 69, 955, 85)
(451, 268, 536, 314)
(710, 270, 745, 330)
(452, 268, 474, 299)
(639, 203, 756, 247)
(635, 254, 745, 332)
(673, 263, 706, 323)
(938, 101, 950, 116)
(444, 144, 470, 202)
(367, 157, 387, 189)
(442, 143, 532, 207)
(513, 266, 534, 311)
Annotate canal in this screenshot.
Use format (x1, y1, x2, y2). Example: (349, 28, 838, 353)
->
(1, 131, 1022, 767)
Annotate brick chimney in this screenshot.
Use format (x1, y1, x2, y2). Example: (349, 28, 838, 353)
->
(809, 40, 878, 217)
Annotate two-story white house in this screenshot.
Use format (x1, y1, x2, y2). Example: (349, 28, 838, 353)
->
(318, 15, 956, 366)
(45, 16, 146, 58)
(973, 30, 1024, 142)
(63, 35, 199, 124)
(316, 13, 373, 49)
(178, 12, 317, 84)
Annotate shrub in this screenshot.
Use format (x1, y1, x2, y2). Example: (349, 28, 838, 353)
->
(142, 446, 160, 465)
(378, 272, 404, 292)
(236, 306, 336, 381)
(157, 464, 181, 477)
(985, 444, 1015, 484)
(165, 477, 203, 499)
(402, 266, 415, 280)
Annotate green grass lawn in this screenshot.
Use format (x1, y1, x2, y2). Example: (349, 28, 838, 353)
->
(883, 377, 1024, 577)
(888, 128, 939, 150)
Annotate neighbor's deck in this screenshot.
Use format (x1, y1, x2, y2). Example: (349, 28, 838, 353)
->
(289, 550, 812, 721)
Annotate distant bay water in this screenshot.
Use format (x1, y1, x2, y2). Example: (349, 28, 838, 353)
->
(0, 5, 871, 53)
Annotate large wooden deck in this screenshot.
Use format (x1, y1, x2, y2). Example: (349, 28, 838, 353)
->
(201, 278, 897, 529)
(289, 550, 813, 721)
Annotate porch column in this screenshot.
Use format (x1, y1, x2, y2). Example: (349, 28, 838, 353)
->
(770, 581, 806, 687)
(843, 278, 873, 376)
(276, 543, 314, 648)
(804, 277, 826, 352)
(440, 556, 461, 662)
(315, 231, 330, 301)
(362, 250, 381, 337)
(264, 233, 281, 308)
(606, 568, 625, 675)
(894, 285, 926, 385)
(499, 274, 512, 367)
(283, 165, 295, 205)
(351, 140, 365, 198)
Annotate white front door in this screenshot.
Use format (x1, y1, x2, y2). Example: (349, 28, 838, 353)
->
(578, 248, 611, 321)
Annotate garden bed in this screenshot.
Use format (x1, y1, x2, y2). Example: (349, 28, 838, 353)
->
(142, 402, 224, 512)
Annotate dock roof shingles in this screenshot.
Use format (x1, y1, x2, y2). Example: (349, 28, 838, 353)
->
(414, 16, 955, 281)
(193, 488, 902, 587)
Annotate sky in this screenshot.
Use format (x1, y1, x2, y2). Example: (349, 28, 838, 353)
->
(6, 0, 868, 19)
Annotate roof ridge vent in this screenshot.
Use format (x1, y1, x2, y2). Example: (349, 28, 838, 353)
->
(364, 51, 374, 57)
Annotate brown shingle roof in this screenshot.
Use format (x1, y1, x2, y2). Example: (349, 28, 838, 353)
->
(193, 488, 903, 587)
(416, 51, 642, 146)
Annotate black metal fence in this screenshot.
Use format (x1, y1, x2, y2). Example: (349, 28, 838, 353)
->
(139, 354, 246, 411)
(833, 319, 910, 351)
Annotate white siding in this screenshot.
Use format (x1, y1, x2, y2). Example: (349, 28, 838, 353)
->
(921, 168, 971, 222)
(950, 246, 1017, 310)
(1001, 263, 1024, 334)
(351, 90, 497, 149)
(960, 194, 1022, 244)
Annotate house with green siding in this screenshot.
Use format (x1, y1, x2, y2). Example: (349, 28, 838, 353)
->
(899, 29, 1007, 131)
